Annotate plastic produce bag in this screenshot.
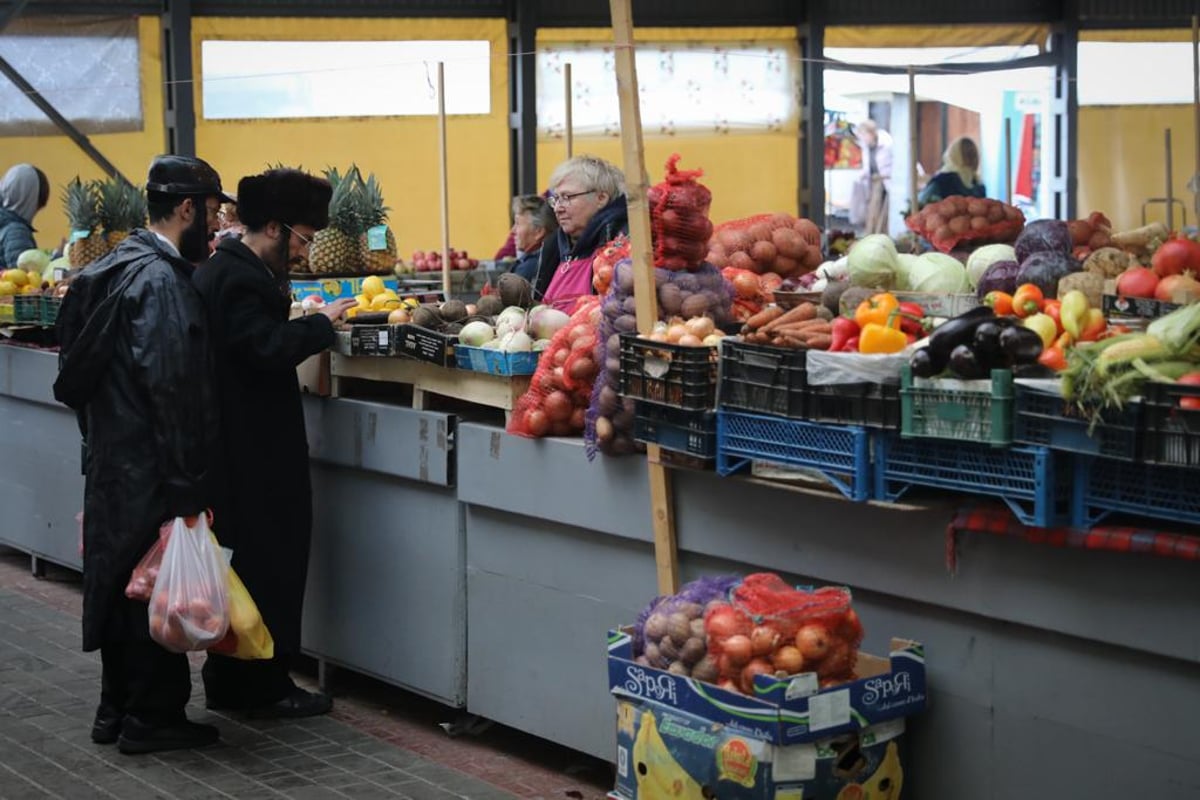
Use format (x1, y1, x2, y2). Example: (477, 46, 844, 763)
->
(649, 154, 713, 271)
(633, 575, 741, 683)
(148, 515, 230, 653)
(704, 572, 864, 694)
(126, 511, 215, 601)
(707, 213, 823, 277)
(208, 567, 274, 660)
(805, 349, 911, 386)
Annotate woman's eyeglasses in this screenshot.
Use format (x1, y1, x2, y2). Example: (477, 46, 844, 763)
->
(548, 189, 595, 208)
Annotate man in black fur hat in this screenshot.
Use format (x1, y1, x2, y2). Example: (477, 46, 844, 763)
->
(194, 168, 354, 718)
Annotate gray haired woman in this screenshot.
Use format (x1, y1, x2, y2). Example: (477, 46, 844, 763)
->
(510, 194, 557, 282)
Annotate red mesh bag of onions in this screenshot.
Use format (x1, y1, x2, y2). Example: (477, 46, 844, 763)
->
(584, 259, 735, 458)
(649, 154, 714, 271)
(507, 299, 601, 438)
(634, 575, 742, 683)
(591, 234, 630, 296)
(704, 572, 864, 694)
(905, 195, 1025, 253)
(707, 213, 824, 278)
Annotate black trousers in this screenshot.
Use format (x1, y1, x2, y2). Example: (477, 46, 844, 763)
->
(202, 652, 295, 709)
(98, 596, 191, 725)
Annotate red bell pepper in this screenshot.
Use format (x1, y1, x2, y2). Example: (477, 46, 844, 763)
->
(896, 301, 927, 337)
(831, 317, 860, 352)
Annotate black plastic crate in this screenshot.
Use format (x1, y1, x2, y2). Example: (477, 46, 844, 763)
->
(619, 333, 717, 410)
(717, 339, 807, 419)
(1014, 382, 1140, 461)
(1140, 381, 1200, 468)
(632, 402, 716, 458)
(806, 381, 901, 429)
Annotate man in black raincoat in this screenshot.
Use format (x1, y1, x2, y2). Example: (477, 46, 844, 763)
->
(194, 168, 354, 717)
(53, 155, 229, 754)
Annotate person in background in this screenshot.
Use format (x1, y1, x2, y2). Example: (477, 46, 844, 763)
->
(195, 168, 354, 720)
(0, 163, 50, 267)
(510, 194, 557, 283)
(53, 155, 228, 754)
(212, 199, 245, 251)
(533, 155, 628, 311)
(918, 136, 986, 209)
(851, 120, 892, 235)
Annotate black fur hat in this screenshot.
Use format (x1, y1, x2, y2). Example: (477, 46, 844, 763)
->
(235, 168, 332, 232)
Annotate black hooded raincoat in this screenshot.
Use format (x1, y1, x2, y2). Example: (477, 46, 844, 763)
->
(54, 229, 215, 652)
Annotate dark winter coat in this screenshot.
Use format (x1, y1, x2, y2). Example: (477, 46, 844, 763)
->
(193, 238, 335, 656)
(53, 229, 215, 651)
(0, 206, 36, 269)
(531, 195, 629, 300)
(917, 172, 987, 209)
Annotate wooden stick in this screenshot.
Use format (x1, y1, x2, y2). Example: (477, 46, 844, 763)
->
(609, 0, 678, 596)
(565, 62, 574, 159)
(1005, 117, 1013, 204)
(437, 61, 451, 299)
(908, 66, 918, 217)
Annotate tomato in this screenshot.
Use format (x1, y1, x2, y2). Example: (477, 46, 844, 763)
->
(1116, 266, 1160, 299)
(1038, 346, 1068, 372)
(1177, 372, 1200, 411)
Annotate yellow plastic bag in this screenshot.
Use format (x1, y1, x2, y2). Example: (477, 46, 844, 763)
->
(207, 566, 274, 660)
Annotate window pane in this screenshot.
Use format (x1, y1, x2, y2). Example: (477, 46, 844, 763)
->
(0, 16, 141, 136)
(537, 42, 799, 137)
(201, 40, 491, 120)
(1078, 42, 1193, 105)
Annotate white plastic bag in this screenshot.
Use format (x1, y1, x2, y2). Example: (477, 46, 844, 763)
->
(147, 515, 230, 653)
(805, 349, 912, 386)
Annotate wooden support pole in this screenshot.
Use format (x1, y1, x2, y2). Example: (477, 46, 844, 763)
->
(1166, 128, 1175, 231)
(437, 62, 451, 299)
(565, 62, 575, 159)
(1193, 15, 1199, 216)
(908, 66, 918, 217)
(1005, 118, 1013, 205)
(609, 0, 678, 596)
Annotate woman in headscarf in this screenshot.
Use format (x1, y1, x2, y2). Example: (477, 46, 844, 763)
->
(0, 164, 50, 268)
(917, 137, 986, 209)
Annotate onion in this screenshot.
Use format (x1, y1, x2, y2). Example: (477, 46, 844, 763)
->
(458, 320, 495, 347)
(795, 624, 831, 660)
(740, 658, 775, 694)
(722, 634, 753, 667)
(771, 644, 805, 675)
(684, 316, 715, 339)
(527, 307, 570, 340)
(750, 625, 780, 657)
(677, 334, 703, 347)
(666, 323, 688, 343)
(499, 330, 533, 352)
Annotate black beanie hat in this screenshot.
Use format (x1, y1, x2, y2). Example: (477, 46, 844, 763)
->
(235, 168, 332, 232)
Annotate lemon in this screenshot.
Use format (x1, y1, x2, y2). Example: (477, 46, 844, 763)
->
(402, 297, 420, 310)
(361, 275, 385, 300)
(0, 281, 14, 297)
(369, 294, 393, 311)
(4, 269, 27, 287)
(26, 270, 40, 288)
(354, 293, 371, 309)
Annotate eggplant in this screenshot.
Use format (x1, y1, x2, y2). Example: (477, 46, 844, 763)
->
(998, 325, 1044, 365)
(909, 347, 940, 378)
(972, 318, 1021, 369)
(927, 306, 994, 365)
(948, 344, 988, 379)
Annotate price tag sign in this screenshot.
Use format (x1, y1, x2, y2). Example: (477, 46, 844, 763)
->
(366, 225, 389, 251)
(69, 229, 91, 243)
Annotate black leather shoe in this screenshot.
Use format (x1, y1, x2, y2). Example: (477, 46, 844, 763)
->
(117, 716, 219, 755)
(246, 688, 333, 719)
(91, 705, 122, 744)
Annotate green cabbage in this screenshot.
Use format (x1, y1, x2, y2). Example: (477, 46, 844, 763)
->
(908, 252, 971, 294)
(965, 244, 1016, 290)
(847, 234, 898, 289)
(894, 254, 920, 291)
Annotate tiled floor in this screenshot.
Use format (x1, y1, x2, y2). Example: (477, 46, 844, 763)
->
(0, 549, 611, 800)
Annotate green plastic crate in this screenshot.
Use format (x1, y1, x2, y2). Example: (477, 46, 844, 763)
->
(40, 295, 61, 327)
(900, 365, 1013, 446)
(13, 294, 40, 325)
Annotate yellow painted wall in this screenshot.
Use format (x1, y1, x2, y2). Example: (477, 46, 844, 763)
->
(191, 17, 510, 261)
(1077, 105, 1197, 230)
(0, 16, 166, 251)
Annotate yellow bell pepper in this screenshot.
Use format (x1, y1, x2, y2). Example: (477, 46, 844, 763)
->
(854, 293, 900, 330)
(858, 322, 908, 354)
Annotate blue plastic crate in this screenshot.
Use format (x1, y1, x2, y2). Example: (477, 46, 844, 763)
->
(1072, 455, 1200, 528)
(876, 434, 1067, 527)
(716, 411, 872, 502)
(633, 403, 715, 458)
(454, 344, 539, 375)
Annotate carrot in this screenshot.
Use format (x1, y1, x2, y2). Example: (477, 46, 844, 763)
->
(772, 320, 831, 336)
(745, 306, 784, 330)
(759, 302, 817, 332)
(801, 334, 833, 350)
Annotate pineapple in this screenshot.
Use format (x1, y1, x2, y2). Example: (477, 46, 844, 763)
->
(98, 178, 146, 249)
(63, 178, 109, 268)
(308, 166, 366, 275)
(358, 172, 397, 275)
